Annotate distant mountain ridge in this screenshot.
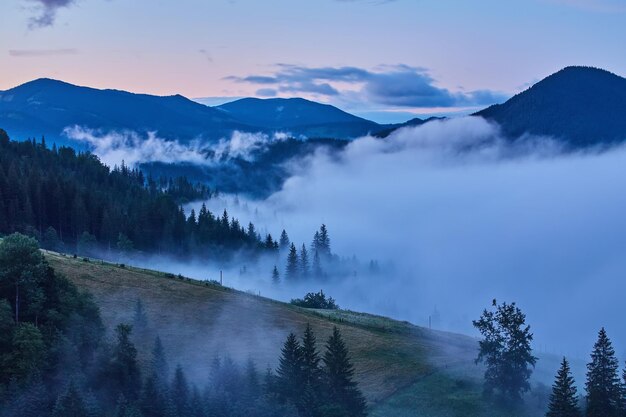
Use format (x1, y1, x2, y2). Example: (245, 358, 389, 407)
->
(0, 79, 393, 146)
(2, 66, 625, 148)
(0, 78, 254, 146)
(217, 97, 385, 138)
(476, 66, 626, 147)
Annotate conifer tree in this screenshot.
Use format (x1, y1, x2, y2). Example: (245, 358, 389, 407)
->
(286, 243, 300, 282)
(172, 365, 191, 417)
(322, 327, 367, 417)
(280, 229, 290, 251)
(311, 231, 321, 254)
(312, 250, 323, 279)
(547, 357, 580, 417)
(302, 324, 322, 386)
(586, 327, 621, 417)
(272, 265, 280, 285)
(318, 224, 331, 257)
(300, 244, 310, 278)
(110, 324, 141, 401)
(276, 333, 303, 402)
(151, 336, 169, 385)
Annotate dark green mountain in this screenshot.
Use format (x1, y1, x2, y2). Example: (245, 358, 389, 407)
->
(476, 66, 626, 147)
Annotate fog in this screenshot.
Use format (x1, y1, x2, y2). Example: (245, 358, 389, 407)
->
(186, 117, 626, 360)
(74, 115, 626, 361)
(64, 125, 289, 166)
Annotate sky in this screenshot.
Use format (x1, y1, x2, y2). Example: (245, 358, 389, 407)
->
(1, 0, 625, 122)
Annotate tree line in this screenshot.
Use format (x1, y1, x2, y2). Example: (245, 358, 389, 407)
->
(0, 130, 281, 260)
(0, 233, 367, 417)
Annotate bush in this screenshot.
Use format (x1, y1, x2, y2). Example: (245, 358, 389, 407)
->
(290, 290, 338, 309)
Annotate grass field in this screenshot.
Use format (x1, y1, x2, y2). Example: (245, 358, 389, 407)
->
(44, 251, 549, 416)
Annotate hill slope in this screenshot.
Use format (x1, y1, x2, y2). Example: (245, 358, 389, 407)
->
(44, 251, 553, 416)
(0, 78, 254, 146)
(476, 66, 626, 147)
(217, 97, 384, 138)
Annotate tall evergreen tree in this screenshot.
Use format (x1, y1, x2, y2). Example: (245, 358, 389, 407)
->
(322, 327, 367, 417)
(280, 230, 290, 252)
(318, 224, 331, 257)
(285, 243, 300, 282)
(272, 265, 280, 285)
(276, 333, 303, 402)
(547, 357, 580, 417)
(110, 324, 141, 401)
(300, 244, 310, 278)
(172, 365, 191, 417)
(585, 327, 621, 417)
(312, 250, 323, 279)
(151, 336, 169, 384)
(302, 324, 322, 385)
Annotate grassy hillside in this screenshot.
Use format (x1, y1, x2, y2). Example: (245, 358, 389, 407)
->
(44, 251, 549, 416)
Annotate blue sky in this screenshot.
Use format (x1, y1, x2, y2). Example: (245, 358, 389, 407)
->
(1, 0, 625, 122)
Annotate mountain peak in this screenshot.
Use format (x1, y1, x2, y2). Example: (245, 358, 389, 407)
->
(476, 66, 626, 147)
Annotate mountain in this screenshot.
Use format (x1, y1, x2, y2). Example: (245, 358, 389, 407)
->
(374, 116, 444, 138)
(217, 97, 385, 138)
(0, 79, 390, 146)
(476, 66, 626, 147)
(0, 78, 254, 146)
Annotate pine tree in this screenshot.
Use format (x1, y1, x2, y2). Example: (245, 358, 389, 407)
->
(272, 265, 280, 285)
(151, 336, 169, 385)
(586, 327, 621, 417)
(312, 250, 323, 279)
(280, 229, 290, 251)
(302, 323, 322, 386)
(547, 357, 580, 417)
(318, 224, 331, 257)
(286, 243, 300, 282)
(311, 231, 321, 254)
(172, 365, 191, 416)
(322, 327, 367, 417)
(276, 333, 303, 402)
(300, 244, 310, 278)
(110, 324, 141, 401)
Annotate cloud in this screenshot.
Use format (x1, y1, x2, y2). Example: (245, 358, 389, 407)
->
(193, 117, 626, 357)
(9, 48, 78, 57)
(63, 126, 287, 167)
(26, 0, 76, 28)
(228, 64, 508, 108)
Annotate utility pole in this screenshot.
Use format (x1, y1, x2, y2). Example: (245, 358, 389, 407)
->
(220, 270, 223, 286)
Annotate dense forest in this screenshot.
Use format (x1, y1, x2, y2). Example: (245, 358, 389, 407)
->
(0, 233, 367, 417)
(0, 129, 281, 260)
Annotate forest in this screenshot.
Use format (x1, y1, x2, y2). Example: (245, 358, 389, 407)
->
(0, 129, 279, 260)
(0, 233, 367, 417)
